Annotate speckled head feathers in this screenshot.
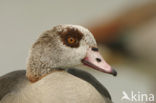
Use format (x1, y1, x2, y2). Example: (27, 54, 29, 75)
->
(26, 24, 97, 82)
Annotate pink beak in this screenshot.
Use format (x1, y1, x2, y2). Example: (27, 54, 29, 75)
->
(81, 47, 117, 76)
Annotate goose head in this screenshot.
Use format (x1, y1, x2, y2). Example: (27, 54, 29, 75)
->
(26, 24, 117, 82)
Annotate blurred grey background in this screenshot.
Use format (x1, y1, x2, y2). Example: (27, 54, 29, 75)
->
(0, 0, 156, 103)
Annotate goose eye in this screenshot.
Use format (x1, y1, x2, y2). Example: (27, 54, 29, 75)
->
(67, 37, 76, 44)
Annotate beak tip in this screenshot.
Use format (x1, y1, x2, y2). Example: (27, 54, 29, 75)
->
(112, 69, 117, 76)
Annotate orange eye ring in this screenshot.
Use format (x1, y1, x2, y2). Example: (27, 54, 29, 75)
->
(67, 37, 76, 44)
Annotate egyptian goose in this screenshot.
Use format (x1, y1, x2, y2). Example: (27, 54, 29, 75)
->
(0, 25, 117, 103)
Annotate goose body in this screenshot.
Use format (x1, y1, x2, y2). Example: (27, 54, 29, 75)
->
(0, 70, 110, 103)
(0, 25, 116, 103)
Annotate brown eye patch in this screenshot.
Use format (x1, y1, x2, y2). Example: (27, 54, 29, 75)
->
(58, 27, 83, 48)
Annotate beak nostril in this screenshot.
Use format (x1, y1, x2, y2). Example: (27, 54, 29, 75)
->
(96, 58, 101, 62)
(92, 47, 98, 52)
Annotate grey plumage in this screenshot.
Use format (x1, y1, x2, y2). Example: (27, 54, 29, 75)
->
(0, 69, 112, 102)
(67, 68, 112, 100)
(0, 70, 26, 100)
